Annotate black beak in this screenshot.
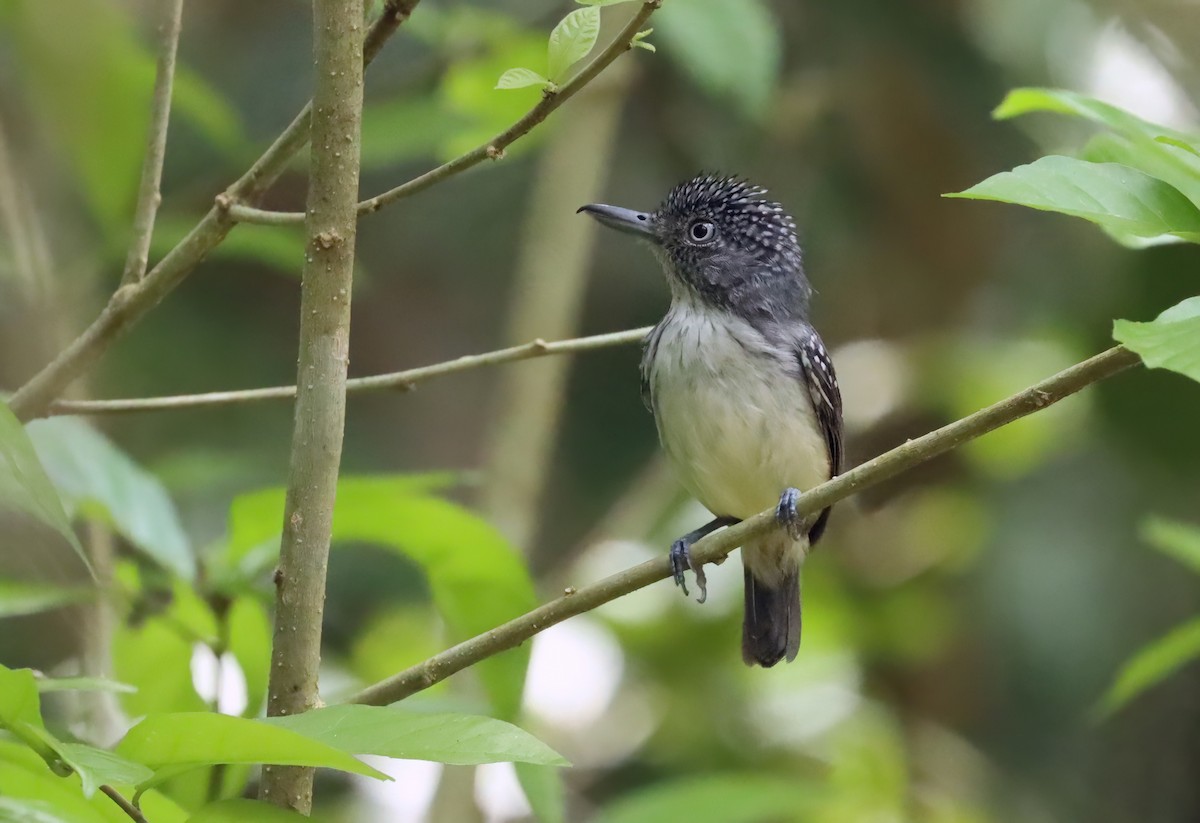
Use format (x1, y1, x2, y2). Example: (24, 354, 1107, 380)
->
(577, 203, 658, 241)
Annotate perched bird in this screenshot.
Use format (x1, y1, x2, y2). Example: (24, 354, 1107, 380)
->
(579, 174, 842, 667)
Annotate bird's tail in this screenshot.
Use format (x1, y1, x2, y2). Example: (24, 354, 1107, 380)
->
(741, 536, 802, 667)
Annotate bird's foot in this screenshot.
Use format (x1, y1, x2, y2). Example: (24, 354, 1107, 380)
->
(668, 516, 738, 603)
(776, 487, 806, 540)
(669, 536, 705, 602)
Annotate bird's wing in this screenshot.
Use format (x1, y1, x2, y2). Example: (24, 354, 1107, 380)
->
(796, 328, 842, 475)
(795, 328, 842, 544)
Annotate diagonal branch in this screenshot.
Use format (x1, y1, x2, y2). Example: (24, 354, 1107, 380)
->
(228, 0, 663, 227)
(347, 345, 1141, 707)
(121, 0, 184, 286)
(5, 0, 421, 422)
(44, 327, 651, 416)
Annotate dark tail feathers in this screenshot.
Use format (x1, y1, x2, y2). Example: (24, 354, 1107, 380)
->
(741, 566, 800, 667)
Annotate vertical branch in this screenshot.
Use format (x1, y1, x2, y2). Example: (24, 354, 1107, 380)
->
(121, 0, 184, 286)
(258, 0, 364, 812)
(480, 61, 635, 550)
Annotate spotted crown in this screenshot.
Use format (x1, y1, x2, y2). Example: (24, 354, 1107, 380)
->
(657, 174, 799, 259)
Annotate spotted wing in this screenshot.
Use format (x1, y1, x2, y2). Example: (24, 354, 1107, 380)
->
(796, 329, 842, 544)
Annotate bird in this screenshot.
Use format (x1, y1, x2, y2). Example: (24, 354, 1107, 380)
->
(579, 174, 842, 667)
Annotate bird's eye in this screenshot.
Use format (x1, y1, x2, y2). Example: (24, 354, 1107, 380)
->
(687, 220, 716, 244)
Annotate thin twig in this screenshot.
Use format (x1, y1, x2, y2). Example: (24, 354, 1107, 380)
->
(258, 0, 365, 811)
(228, 0, 662, 227)
(121, 0, 184, 286)
(348, 345, 1141, 707)
(44, 327, 651, 416)
(100, 785, 149, 823)
(5, 0, 421, 422)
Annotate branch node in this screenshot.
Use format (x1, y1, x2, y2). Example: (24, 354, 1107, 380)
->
(214, 192, 233, 212)
(563, 586, 577, 596)
(485, 144, 505, 161)
(314, 230, 343, 249)
(530, 338, 549, 352)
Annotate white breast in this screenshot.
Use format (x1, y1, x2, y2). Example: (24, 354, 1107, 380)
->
(647, 302, 831, 520)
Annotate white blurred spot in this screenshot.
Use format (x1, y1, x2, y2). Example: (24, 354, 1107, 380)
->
(1085, 22, 1198, 129)
(747, 651, 862, 747)
(833, 339, 911, 431)
(522, 618, 623, 731)
(475, 762, 532, 823)
(353, 758, 441, 823)
(190, 645, 247, 716)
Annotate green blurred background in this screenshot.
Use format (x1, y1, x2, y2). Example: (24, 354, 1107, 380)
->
(1, 0, 1199, 820)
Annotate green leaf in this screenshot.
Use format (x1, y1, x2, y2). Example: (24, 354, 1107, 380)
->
(34, 675, 136, 694)
(1142, 517, 1200, 575)
(440, 31, 547, 159)
(26, 416, 193, 580)
(657, 0, 781, 118)
(994, 88, 1200, 205)
(0, 758, 109, 823)
(516, 763, 565, 823)
(25, 725, 153, 798)
(593, 775, 819, 823)
(948, 156, 1200, 242)
(993, 88, 1193, 141)
(113, 619, 207, 717)
(0, 797, 74, 823)
(1157, 135, 1200, 158)
(0, 665, 45, 731)
(224, 475, 536, 718)
(1096, 616, 1200, 717)
(226, 597, 272, 718)
(186, 799, 311, 822)
(1113, 297, 1200, 383)
(0, 402, 89, 573)
(267, 705, 567, 766)
(0, 579, 91, 618)
(1078, 133, 1198, 247)
(547, 6, 600, 82)
(115, 713, 389, 782)
(496, 67, 552, 91)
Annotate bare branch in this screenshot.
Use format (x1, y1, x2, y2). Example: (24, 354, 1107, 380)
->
(348, 345, 1141, 707)
(227, 0, 663, 227)
(5, 0, 421, 422)
(45, 327, 651, 416)
(257, 0, 365, 810)
(121, 0, 184, 286)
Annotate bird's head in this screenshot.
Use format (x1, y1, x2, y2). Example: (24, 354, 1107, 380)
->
(579, 174, 809, 319)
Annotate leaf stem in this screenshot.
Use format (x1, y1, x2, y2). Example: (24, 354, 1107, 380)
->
(100, 785, 149, 823)
(347, 345, 1141, 707)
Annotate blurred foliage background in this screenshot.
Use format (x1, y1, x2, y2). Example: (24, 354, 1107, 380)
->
(1, 0, 1199, 821)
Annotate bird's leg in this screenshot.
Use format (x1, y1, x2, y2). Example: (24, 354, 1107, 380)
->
(670, 515, 739, 603)
(776, 487, 815, 540)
